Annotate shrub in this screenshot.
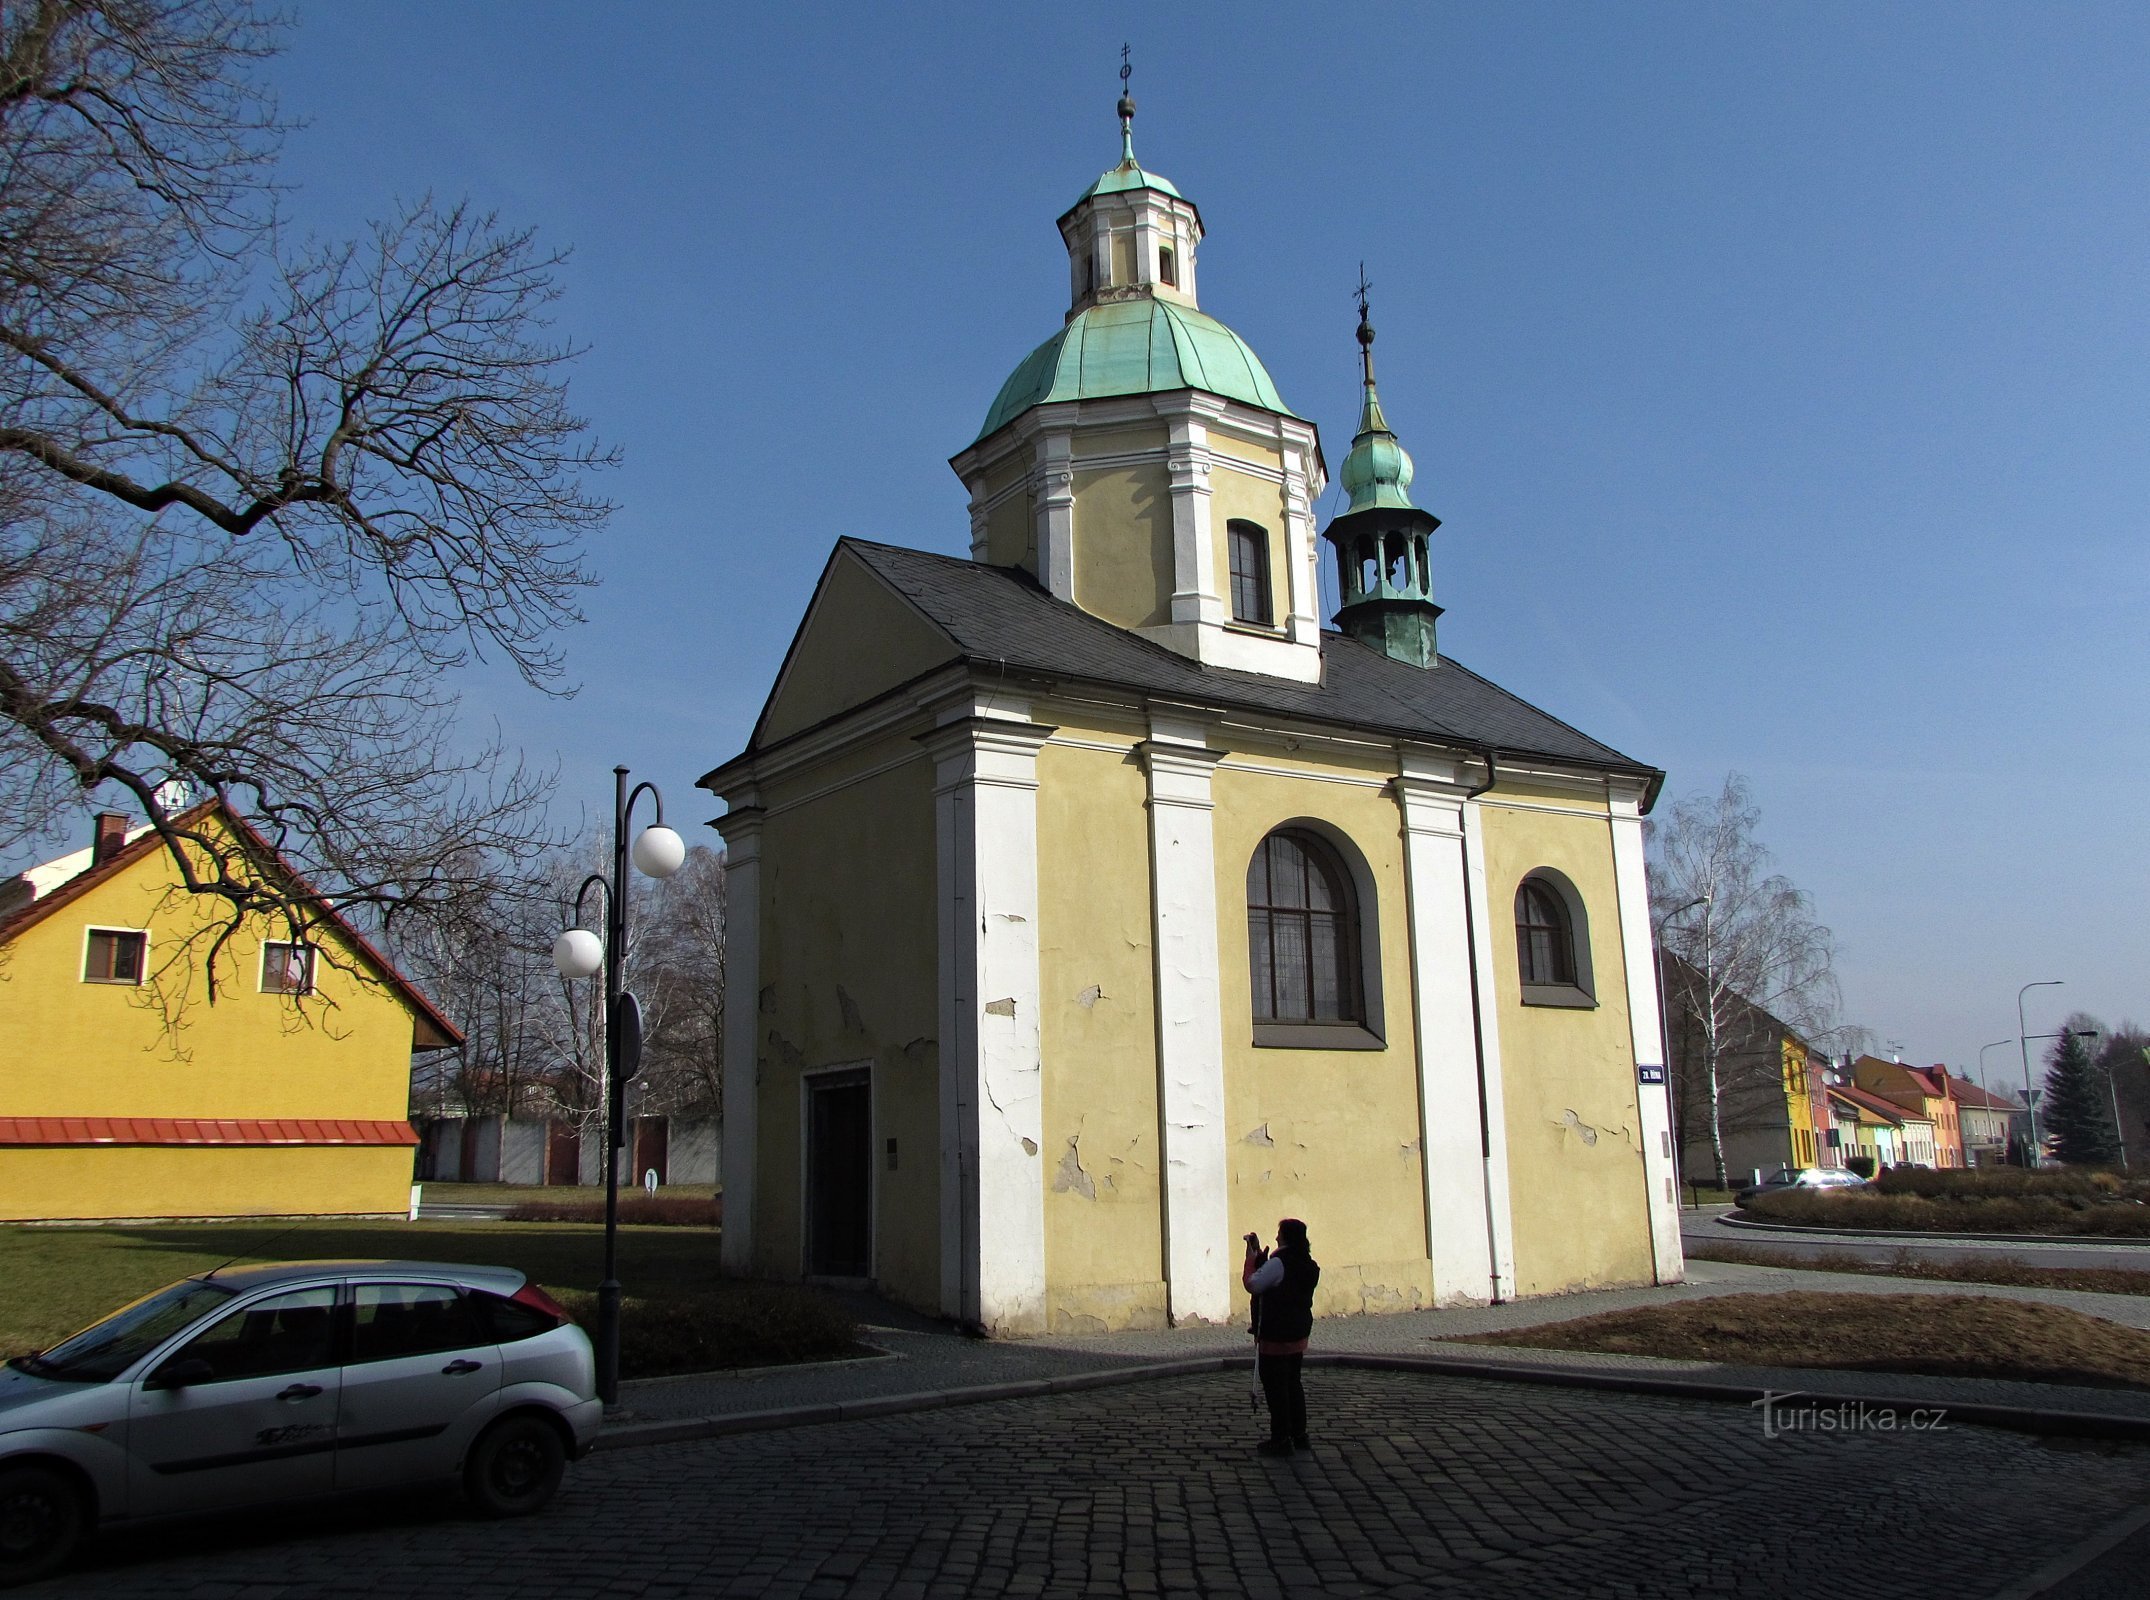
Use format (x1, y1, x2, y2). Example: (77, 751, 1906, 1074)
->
(1745, 1186, 2150, 1237)
(504, 1195, 719, 1227)
(554, 1283, 862, 1378)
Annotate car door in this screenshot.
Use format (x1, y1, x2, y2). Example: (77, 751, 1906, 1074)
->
(125, 1285, 342, 1518)
(333, 1280, 502, 1491)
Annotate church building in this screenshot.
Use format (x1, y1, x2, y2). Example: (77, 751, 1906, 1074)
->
(700, 95, 1682, 1334)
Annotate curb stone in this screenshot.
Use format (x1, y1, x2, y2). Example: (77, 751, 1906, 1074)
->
(1712, 1214, 2150, 1248)
(589, 1347, 2150, 1455)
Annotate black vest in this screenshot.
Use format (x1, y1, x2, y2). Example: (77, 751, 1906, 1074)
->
(1253, 1249, 1320, 1343)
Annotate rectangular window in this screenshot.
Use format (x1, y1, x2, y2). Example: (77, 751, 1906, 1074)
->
(262, 941, 316, 995)
(1159, 244, 1178, 287)
(1228, 522, 1272, 626)
(84, 928, 147, 984)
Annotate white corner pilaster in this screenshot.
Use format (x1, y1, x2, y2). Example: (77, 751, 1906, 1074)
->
(1279, 433, 1323, 651)
(1609, 783, 1685, 1285)
(1393, 754, 1498, 1305)
(1460, 791, 1519, 1301)
(1140, 710, 1232, 1326)
(713, 799, 764, 1277)
(1163, 410, 1219, 629)
(1034, 433, 1076, 601)
(919, 705, 1054, 1334)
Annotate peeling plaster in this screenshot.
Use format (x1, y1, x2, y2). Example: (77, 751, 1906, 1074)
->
(836, 985, 864, 1035)
(758, 983, 777, 1015)
(901, 1037, 933, 1067)
(1076, 985, 1103, 1009)
(1052, 1134, 1097, 1200)
(1020, 1137, 1039, 1157)
(768, 1032, 805, 1072)
(1241, 1123, 1275, 1147)
(984, 997, 1017, 1018)
(1555, 1108, 1601, 1148)
(1400, 1138, 1422, 1158)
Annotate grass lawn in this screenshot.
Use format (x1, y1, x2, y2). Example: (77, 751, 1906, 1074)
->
(1688, 1240, 2150, 1298)
(0, 1217, 853, 1378)
(1450, 1290, 2150, 1390)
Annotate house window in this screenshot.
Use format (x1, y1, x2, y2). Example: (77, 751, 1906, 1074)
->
(1159, 244, 1177, 287)
(1516, 870, 1595, 1007)
(1248, 830, 1359, 1027)
(84, 928, 146, 985)
(262, 941, 316, 996)
(1228, 521, 1273, 626)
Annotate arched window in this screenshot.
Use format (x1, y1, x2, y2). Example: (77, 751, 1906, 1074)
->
(1515, 870, 1595, 1007)
(1248, 830, 1361, 1026)
(1227, 520, 1273, 626)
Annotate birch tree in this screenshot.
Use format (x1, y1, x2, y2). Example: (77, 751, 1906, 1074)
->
(1650, 773, 1851, 1188)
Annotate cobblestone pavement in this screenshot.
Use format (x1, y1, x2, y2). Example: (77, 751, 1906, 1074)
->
(39, 1369, 2150, 1599)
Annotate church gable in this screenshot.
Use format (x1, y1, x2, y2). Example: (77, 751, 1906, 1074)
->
(754, 545, 962, 747)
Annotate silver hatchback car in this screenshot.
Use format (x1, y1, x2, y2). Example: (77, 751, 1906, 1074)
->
(0, 1260, 603, 1586)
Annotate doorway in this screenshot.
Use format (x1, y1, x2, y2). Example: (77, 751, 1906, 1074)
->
(806, 1068, 872, 1279)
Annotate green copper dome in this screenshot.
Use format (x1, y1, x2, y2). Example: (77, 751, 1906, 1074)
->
(976, 298, 1296, 442)
(1072, 159, 1184, 208)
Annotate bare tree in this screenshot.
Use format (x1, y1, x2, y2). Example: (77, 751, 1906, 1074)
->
(0, 1, 613, 986)
(1650, 773, 1854, 1188)
(626, 844, 725, 1117)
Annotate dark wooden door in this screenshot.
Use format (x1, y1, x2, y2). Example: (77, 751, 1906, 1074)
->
(807, 1071, 872, 1277)
(546, 1122, 579, 1185)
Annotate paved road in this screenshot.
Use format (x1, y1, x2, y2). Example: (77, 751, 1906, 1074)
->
(1681, 1206, 2150, 1273)
(39, 1368, 2150, 1599)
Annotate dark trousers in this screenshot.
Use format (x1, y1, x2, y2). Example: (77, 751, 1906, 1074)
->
(1258, 1352, 1306, 1444)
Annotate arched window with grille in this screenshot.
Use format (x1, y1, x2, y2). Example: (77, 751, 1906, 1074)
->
(1246, 827, 1384, 1047)
(1515, 870, 1595, 1007)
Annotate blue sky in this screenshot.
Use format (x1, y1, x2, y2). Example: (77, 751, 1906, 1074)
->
(38, 3, 2150, 1083)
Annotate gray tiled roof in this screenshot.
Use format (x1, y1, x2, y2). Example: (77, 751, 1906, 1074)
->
(820, 539, 1657, 784)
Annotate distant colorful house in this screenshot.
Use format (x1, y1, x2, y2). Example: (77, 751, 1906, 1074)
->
(0, 802, 460, 1221)
(1827, 1083, 1936, 1171)
(1852, 1058, 1962, 1167)
(1660, 951, 1828, 1185)
(1949, 1076, 2023, 1167)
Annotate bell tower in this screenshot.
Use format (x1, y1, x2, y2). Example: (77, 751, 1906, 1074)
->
(1322, 283, 1443, 668)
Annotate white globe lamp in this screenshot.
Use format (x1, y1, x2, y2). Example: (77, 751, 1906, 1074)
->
(631, 823, 686, 879)
(552, 926, 604, 980)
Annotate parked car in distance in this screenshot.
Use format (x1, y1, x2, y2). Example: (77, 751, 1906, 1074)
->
(0, 1260, 601, 1587)
(1735, 1166, 1871, 1207)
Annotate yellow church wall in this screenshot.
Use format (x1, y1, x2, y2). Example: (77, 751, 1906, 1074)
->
(1034, 735, 1167, 1332)
(752, 736, 941, 1309)
(1209, 755, 1434, 1318)
(1207, 452, 1289, 626)
(1072, 463, 1172, 628)
(758, 555, 961, 745)
(1071, 425, 1165, 462)
(0, 821, 426, 1219)
(986, 492, 1032, 570)
(1478, 793, 1657, 1295)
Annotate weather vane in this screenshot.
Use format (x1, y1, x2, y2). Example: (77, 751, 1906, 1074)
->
(1355, 263, 1376, 381)
(1117, 44, 1137, 154)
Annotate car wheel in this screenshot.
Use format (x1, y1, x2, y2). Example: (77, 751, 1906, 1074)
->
(0, 1463, 85, 1588)
(464, 1414, 567, 1518)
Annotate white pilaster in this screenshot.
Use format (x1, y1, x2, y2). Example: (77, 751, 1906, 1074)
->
(1460, 794, 1519, 1301)
(1278, 436, 1322, 652)
(1163, 411, 1218, 629)
(919, 708, 1054, 1334)
(1609, 782, 1685, 1285)
(713, 800, 764, 1277)
(1393, 755, 1499, 1304)
(1034, 433, 1075, 602)
(1140, 711, 1232, 1325)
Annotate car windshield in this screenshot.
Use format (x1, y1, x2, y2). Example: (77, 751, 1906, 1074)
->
(13, 1279, 237, 1383)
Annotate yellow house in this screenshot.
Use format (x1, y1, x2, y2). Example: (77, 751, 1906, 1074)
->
(0, 800, 460, 1221)
(701, 102, 1684, 1334)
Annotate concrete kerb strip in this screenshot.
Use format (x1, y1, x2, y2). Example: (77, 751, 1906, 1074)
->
(590, 1347, 2150, 1456)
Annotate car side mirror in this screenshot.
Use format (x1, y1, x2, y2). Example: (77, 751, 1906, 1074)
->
(148, 1357, 214, 1390)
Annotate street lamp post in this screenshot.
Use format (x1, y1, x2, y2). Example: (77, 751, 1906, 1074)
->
(552, 765, 686, 1406)
(1977, 1038, 2014, 1167)
(2017, 981, 2063, 1167)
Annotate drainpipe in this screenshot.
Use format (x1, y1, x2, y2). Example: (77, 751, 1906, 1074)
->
(1457, 744, 1504, 1302)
